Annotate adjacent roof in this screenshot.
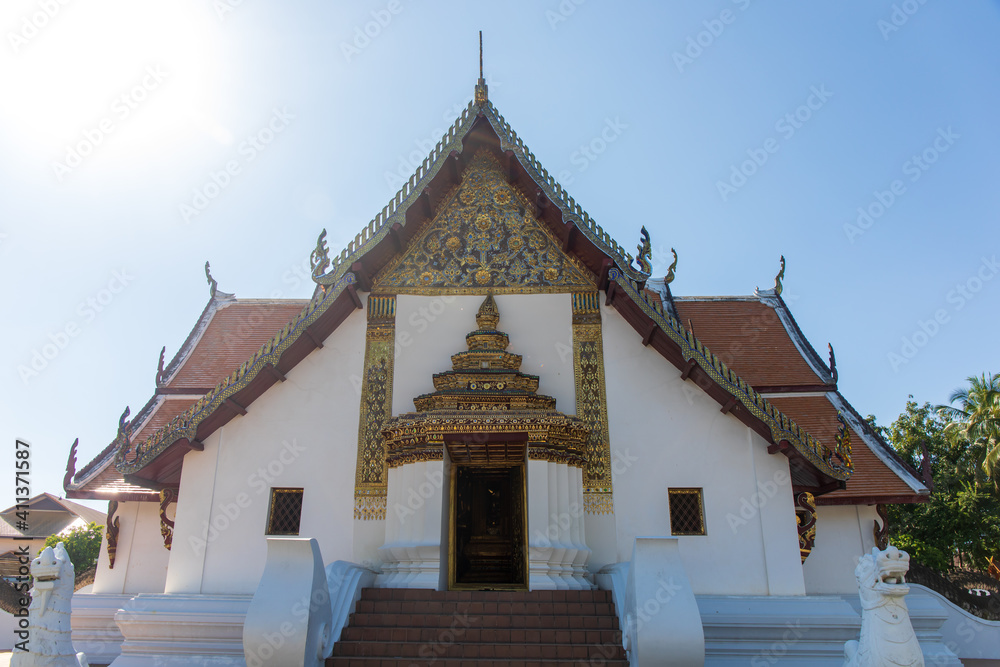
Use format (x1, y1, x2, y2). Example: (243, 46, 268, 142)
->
(64, 294, 307, 501)
(0, 493, 106, 537)
(675, 294, 929, 504)
(106, 87, 856, 495)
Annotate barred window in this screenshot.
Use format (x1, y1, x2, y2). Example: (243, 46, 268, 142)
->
(266, 488, 304, 535)
(668, 488, 706, 536)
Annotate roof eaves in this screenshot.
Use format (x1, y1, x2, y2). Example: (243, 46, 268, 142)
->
(764, 294, 835, 384)
(608, 268, 853, 482)
(827, 391, 930, 495)
(114, 272, 359, 476)
(70, 393, 165, 486)
(312, 96, 650, 292)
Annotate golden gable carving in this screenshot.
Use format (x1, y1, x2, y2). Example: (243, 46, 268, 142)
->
(372, 149, 596, 294)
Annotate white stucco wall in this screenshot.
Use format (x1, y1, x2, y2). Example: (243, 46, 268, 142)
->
(164, 301, 368, 595)
(91, 500, 168, 595)
(803, 504, 878, 594)
(392, 294, 575, 417)
(600, 301, 805, 596)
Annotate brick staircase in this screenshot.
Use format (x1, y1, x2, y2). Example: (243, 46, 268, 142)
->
(327, 588, 628, 666)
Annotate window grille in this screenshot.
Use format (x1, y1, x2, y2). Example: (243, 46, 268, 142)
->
(266, 488, 304, 535)
(668, 488, 706, 536)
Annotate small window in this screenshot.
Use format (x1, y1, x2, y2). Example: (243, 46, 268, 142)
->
(266, 488, 304, 535)
(668, 488, 706, 536)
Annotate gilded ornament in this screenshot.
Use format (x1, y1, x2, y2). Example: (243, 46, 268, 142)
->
(636, 226, 652, 275)
(572, 291, 615, 514)
(354, 294, 397, 520)
(371, 149, 596, 295)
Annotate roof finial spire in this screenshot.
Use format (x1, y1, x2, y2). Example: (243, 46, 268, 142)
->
(475, 31, 488, 106)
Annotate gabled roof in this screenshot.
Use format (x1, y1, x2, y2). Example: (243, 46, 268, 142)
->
(0, 492, 106, 537)
(65, 293, 307, 500)
(674, 294, 929, 504)
(108, 87, 853, 493)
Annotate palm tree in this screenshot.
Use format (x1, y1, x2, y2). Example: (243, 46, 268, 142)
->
(938, 373, 1000, 488)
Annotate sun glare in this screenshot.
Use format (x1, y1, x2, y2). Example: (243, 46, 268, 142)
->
(1, 0, 227, 170)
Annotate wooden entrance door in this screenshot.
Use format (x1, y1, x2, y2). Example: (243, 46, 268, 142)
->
(449, 464, 527, 589)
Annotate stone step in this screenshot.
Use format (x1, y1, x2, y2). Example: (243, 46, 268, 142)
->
(340, 626, 622, 644)
(359, 587, 611, 603)
(332, 640, 627, 660)
(328, 589, 628, 667)
(327, 659, 628, 667)
(348, 612, 619, 630)
(340, 625, 622, 645)
(352, 598, 617, 616)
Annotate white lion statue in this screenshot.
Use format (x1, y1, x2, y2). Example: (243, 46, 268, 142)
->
(844, 545, 923, 667)
(12, 542, 89, 667)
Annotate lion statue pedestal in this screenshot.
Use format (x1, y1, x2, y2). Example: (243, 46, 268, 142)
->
(12, 542, 88, 667)
(844, 545, 923, 667)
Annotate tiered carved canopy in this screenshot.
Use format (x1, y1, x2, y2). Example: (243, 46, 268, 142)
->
(381, 294, 589, 467)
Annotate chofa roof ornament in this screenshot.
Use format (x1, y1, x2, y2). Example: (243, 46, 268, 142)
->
(664, 248, 678, 285)
(755, 255, 785, 297)
(635, 226, 652, 274)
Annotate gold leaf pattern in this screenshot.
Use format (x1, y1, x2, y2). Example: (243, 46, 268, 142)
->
(373, 149, 596, 295)
(572, 292, 614, 514)
(354, 296, 396, 520)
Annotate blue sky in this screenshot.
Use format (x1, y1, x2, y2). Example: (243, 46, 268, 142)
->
(1, 0, 997, 508)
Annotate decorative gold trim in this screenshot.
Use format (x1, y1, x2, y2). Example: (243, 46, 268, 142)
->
(607, 267, 853, 480)
(572, 291, 614, 514)
(354, 295, 396, 520)
(106, 500, 119, 569)
(371, 149, 597, 296)
(668, 487, 706, 536)
(159, 488, 176, 550)
(795, 491, 817, 562)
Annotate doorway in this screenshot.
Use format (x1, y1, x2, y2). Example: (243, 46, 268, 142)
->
(449, 464, 527, 589)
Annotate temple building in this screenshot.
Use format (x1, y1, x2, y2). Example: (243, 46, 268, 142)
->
(60, 72, 993, 666)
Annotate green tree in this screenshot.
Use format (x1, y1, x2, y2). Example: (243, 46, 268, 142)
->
(937, 372, 1000, 487)
(874, 400, 1000, 572)
(43, 522, 104, 574)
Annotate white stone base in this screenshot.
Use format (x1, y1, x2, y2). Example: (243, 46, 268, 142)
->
(71, 593, 130, 665)
(109, 594, 251, 667)
(698, 594, 861, 665)
(374, 542, 441, 589)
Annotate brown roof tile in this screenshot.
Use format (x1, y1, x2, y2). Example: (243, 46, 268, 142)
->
(674, 299, 824, 388)
(767, 395, 918, 501)
(167, 300, 307, 389)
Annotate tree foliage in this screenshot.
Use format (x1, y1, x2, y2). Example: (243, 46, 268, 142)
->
(43, 522, 104, 574)
(873, 397, 1000, 572)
